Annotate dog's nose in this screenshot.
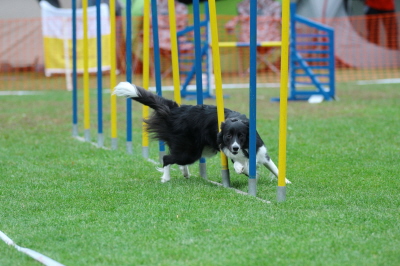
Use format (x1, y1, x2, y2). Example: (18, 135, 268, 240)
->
(232, 146, 239, 152)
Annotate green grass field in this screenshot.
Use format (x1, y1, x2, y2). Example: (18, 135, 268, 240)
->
(1, 82, 399, 265)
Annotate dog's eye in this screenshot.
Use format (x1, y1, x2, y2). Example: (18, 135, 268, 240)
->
(226, 134, 232, 139)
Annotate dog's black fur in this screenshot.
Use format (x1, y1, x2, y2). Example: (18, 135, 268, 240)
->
(114, 82, 287, 183)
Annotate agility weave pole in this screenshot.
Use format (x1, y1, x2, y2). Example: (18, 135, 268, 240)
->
(277, 0, 290, 202)
(150, 0, 167, 163)
(96, 0, 104, 148)
(193, 0, 207, 179)
(82, 0, 90, 142)
(208, 0, 231, 188)
(109, 0, 118, 150)
(72, 0, 78, 138)
(168, 0, 182, 106)
(142, 0, 151, 158)
(126, 0, 133, 154)
(248, 0, 258, 196)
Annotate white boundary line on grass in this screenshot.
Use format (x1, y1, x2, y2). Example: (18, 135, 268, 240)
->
(0, 91, 44, 96)
(357, 78, 400, 85)
(0, 231, 65, 266)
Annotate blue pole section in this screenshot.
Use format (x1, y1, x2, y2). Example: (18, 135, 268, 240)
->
(126, 0, 133, 154)
(96, 0, 104, 148)
(289, 3, 296, 99)
(193, 0, 207, 178)
(193, 0, 203, 103)
(248, 0, 257, 196)
(328, 28, 335, 99)
(150, 0, 165, 161)
(72, 0, 78, 137)
(204, 2, 210, 96)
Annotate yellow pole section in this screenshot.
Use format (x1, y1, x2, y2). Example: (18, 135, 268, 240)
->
(142, 0, 150, 148)
(218, 41, 282, 48)
(259, 41, 282, 47)
(208, 0, 228, 171)
(82, 0, 90, 132)
(168, 0, 182, 105)
(110, 0, 118, 141)
(278, 0, 290, 187)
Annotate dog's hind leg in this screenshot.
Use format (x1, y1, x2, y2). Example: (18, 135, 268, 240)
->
(179, 165, 190, 179)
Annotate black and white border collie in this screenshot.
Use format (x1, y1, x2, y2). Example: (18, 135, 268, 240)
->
(113, 82, 291, 184)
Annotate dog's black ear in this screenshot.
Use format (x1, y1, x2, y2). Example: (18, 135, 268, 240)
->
(217, 122, 225, 147)
(219, 121, 225, 131)
(241, 120, 249, 127)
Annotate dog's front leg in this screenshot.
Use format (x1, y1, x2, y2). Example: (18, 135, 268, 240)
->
(160, 165, 171, 183)
(233, 161, 245, 174)
(263, 159, 291, 184)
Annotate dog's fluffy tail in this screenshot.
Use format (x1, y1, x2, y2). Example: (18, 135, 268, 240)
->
(113, 81, 140, 98)
(113, 82, 178, 116)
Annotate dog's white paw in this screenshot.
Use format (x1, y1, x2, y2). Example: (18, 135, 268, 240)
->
(269, 173, 292, 184)
(161, 177, 170, 183)
(233, 161, 244, 174)
(157, 166, 171, 183)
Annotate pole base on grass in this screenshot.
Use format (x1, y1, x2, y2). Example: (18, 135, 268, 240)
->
(248, 178, 257, 196)
(126, 141, 132, 154)
(97, 133, 104, 148)
(142, 146, 149, 159)
(72, 124, 78, 137)
(277, 186, 286, 202)
(84, 129, 90, 142)
(199, 162, 207, 179)
(111, 138, 118, 150)
(221, 169, 230, 187)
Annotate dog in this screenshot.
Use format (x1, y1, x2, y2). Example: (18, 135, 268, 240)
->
(113, 82, 291, 184)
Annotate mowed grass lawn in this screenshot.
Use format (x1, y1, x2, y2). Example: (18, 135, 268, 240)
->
(0, 82, 399, 265)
